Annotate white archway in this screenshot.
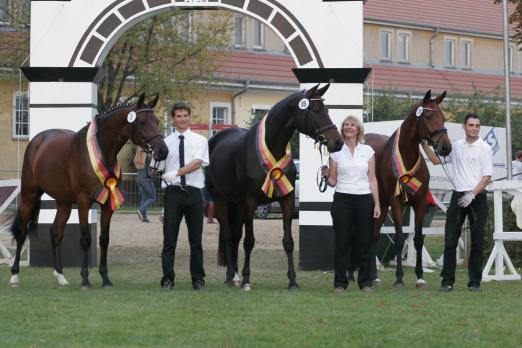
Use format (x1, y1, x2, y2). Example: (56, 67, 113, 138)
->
(23, 0, 368, 269)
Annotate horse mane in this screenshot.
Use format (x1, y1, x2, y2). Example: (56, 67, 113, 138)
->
(264, 90, 303, 124)
(96, 102, 135, 120)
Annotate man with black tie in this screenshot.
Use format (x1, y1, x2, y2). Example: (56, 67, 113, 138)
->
(153, 102, 209, 291)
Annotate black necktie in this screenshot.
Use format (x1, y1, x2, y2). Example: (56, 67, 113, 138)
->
(179, 134, 186, 188)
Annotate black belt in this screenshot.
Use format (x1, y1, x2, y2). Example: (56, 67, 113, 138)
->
(166, 185, 200, 192)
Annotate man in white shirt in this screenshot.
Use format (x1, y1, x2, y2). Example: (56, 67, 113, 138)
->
(512, 150, 522, 180)
(152, 102, 209, 291)
(422, 113, 492, 292)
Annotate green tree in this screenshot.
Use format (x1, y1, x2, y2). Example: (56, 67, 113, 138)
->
(366, 88, 415, 122)
(98, 10, 232, 112)
(494, 0, 522, 44)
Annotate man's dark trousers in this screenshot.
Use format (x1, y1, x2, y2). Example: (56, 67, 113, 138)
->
(161, 185, 205, 286)
(441, 191, 488, 288)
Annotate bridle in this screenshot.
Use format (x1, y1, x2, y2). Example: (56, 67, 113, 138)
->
(131, 108, 165, 176)
(297, 97, 337, 146)
(131, 108, 164, 154)
(417, 106, 457, 190)
(418, 107, 448, 149)
(296, 96, 337, 193)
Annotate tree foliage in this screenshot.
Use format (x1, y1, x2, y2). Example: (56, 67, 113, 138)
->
(98, 10, 232, 112)
(0, 1, 30, 69)
(494, 0, 522, 44)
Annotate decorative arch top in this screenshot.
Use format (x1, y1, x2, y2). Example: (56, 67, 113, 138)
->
(68, 0, 323, 69)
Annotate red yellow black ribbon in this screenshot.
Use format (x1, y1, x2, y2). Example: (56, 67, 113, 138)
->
(256, 115, 294, 198)
(86, 119, 125, 210)
(391, 127, 422, 201)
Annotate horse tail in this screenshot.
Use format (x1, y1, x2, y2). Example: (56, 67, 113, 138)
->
(10, 198, 41, 239)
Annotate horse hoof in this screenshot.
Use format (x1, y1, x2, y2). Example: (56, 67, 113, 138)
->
(9, 274, 19, 287)
(393, 281, 405, 289)
(53, 270, 69, 286)
(233, 281, 241, 288)
(81, 284, 92, 291)
(416, 279, 427, 289)
(288, 285, 299, 292)
(224, 281, 235, 288)
(242, 284, 252, 291)
(103, 283, 114, 289)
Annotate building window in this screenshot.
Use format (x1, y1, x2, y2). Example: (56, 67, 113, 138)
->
(13, 91, 29, 139)
(253, 19, 264, 49)
(379, 29, 392, 60)
(0, 0, 10, 24)
(397, 31, 411, 62)
(234, 16, 245, 48)
(444, 38, 456, 67)
(177, 12, 193, 42)
(251, 104, 272, 123)
(210, 102, 230, 136)
(460, 39, 472, 68)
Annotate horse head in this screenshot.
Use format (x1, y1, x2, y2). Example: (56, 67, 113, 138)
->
(416, 90, 452, 157)
(128, 93, 169, 161)
(295, 84, 344, 153)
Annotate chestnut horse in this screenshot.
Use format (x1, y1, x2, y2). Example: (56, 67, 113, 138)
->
(10, 94, 168, 289)
(206, 84, 343, 290)
(365, 90, 451, 288)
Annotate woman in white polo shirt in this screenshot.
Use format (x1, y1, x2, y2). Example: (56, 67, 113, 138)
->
(323, 115, 381, 292)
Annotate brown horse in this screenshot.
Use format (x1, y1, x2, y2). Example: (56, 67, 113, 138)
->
(206, 84, 343, 290)
(365, 90, 451, 288)
(10, 94, 168, 289)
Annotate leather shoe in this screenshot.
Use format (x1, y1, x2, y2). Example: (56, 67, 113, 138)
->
(161, 279, 173, 290)
(469, 286, 482, 292)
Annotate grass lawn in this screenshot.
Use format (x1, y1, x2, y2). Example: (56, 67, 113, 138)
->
(1, 246, 521, 348)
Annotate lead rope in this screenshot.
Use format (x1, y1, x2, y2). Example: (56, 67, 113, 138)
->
(316, 141, 329, 192)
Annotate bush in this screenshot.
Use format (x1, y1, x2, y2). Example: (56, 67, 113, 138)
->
(484, 195, 522, 267)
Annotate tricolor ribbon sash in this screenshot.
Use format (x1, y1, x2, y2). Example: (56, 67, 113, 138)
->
(86, 119, 125, 210)
(391, 127, 422, 201)
(256, 115, 294, 198)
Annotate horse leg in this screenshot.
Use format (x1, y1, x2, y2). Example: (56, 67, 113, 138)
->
(50, 202, 72, 286)
(10, 190, 41, 287)
(77, 201, 93, 289)
(391, 202, 406, 288)
(231, 204, 244, 288)
(240, 201, 257, 291)
(99, 203, 114, 288)
(413, 200, 428, 289)
(216, 197, 236, 287)
(280, 194, 298, 290)
(371, 204, 389, 283)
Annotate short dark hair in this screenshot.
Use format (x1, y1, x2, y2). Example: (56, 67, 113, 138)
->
(171, 102, 191, 116)
(464, 112, 480, 124)
(516, 150, 522, 159)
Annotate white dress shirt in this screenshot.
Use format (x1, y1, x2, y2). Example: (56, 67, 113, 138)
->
(152, 129, 209, 189)
(450, 138, 493, 192)
(330, 143, 375, 195)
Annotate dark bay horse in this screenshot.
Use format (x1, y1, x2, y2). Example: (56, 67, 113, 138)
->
(10, 94, 168, 289)
(206, 84, 343, 290)
(365, 90, 451, 288)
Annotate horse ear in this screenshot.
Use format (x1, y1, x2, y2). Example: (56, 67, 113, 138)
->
(423, 90, 432, 104)
(136, 93, 146, 107)
(316, 83, 330, 97)
(305, 84, 320, 98)
(435, 91, 447, 104)
(148, 94, 159, 109)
